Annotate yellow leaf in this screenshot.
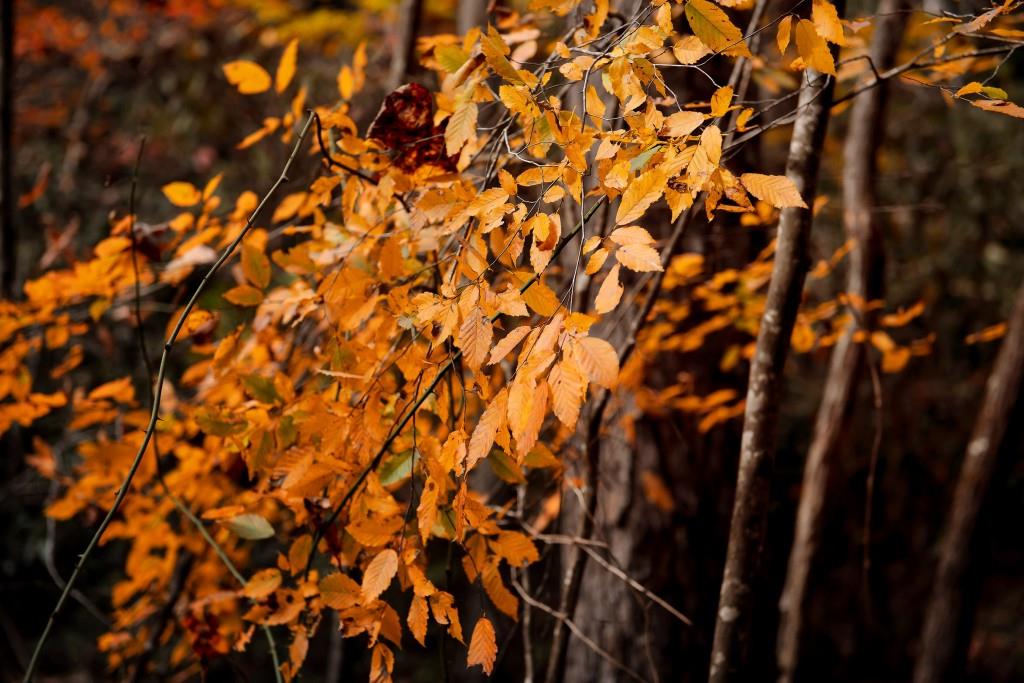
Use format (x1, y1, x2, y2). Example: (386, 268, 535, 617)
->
(361, 549, 398, 602)
(616, 243, 663, 272)
(777, 15, 793, 54)
(595, 263, 623, 314)
(740, 173, 807, 209)
(794, 19, 835, 75)
(468, 388, 508, 472)
(162, 181, 201, 207)
(572, 336, 619, 389)
(276, 38, 298, 93)
(408, 596, 429, 646)
(616, 168, 667, 225)
(684, 0, 752, 58)
(446, 101, 478, 156)
(223, 60, 272, 95)
(467, 617, 497, 675)
(812, 0, 846, 46)
(710, 85, 733, 117)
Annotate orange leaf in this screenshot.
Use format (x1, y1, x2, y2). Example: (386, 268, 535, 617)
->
(467, 388, 508, 471)
(276, 38, 298, 93)
(615, 168, 667, 225)
(241, 243, 271, 289)
(223, 60, 272, 95)
(572, 336, 619, 389)
(224, 284, 264, 307)
(361, 549, 398, 602)
(740, 173, 807, 209)
(595, 263, 623, 314)
(320, 572, 362, 610)
(489, 326, 532, 365)
(408, 596, 429, 646)
(467, 617, 497, 675)
(616, 243, 663, 272)
(162, 181, 201, 207)
(794, 19, 835, 75)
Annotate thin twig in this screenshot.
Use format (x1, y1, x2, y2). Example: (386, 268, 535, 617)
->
(511, 579, 647, 683)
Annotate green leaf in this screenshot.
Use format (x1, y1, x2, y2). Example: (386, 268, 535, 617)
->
(488, 450, 526, 484)
(379, 450, 415, 486)
(436, 44, 469, 73)
(197, 410, 247, 436)
(242, 374, 280, 404)
(225, 513, 275, 540)
(982, 86, 1008, 100)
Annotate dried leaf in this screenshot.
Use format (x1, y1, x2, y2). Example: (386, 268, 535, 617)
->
(740, 173, 807, 209)
(361, 549, 399, 603)
(467, 617, 497, 675)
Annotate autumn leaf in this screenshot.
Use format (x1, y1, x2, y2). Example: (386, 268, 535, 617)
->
(243, 568, 282, 599)
(361, 549, 399, 602)
(224, 513, 274, 540)
(595, 263, 623, 314)
(223, 60, 272, 94)
(276, 38, 298, 93)
(549, 357, 588, 427)
(794, 19, 835, 75)
(616, 243, 663, 272)
(811, 0, 846, 46)
(408, 596, 429, 646)
(468, 388, 508, 472)
(684, 0, 752, 58)
(777, 15, 793, 54)
(241, 243, 271, 289)
(740, 173, 807, 209)
(489, 326, 532, 365)
(467, 617, 497, 675)
(320, 572, 362, 610)
(616, 168, 667, 225)
(662, 110, 705, 137)
(162, 182, 201, 207)
(446, 101, 478, 156)
(456, 307, 493, 371)
(224, 284, 263, 307)
(572, 337, 619, 389)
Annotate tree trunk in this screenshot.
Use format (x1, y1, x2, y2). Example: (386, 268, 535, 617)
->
(457, 0, 488, 36)
(387, 0, 425, 91)
(708, 5, 844, 680)
(775, 5, 906, 681)
(913, 279, 1024, 683)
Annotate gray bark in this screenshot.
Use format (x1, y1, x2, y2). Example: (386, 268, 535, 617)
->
(708, 4, 844, 680)
(775, 4, 907, 681)
(913, 279, 1024, 682)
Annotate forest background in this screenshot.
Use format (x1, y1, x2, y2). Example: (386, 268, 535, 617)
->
(1, 0, 1023, 682)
